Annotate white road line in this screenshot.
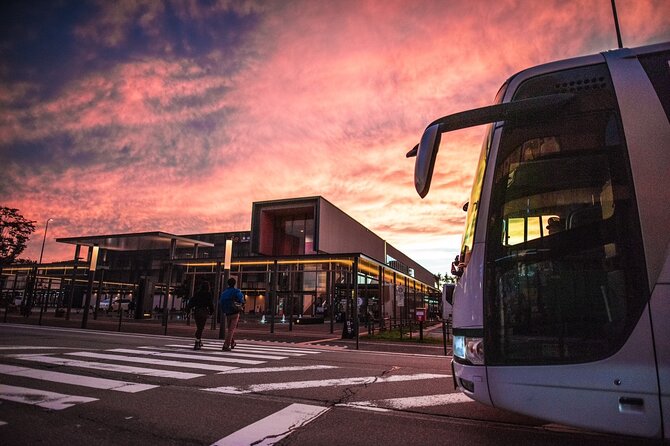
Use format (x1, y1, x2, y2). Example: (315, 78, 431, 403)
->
(0, 384, 98, 410)
(220, 365, 338, 374)
(211, 403, 328, 446)
(340, 392, 473, 412)
(108, 348, 264, 365)
(229, 344, 321, 354)
(164, 345, 288, 360)
(0, 346, 65, 351)
(205, 373, 450, 395)
(0, 420, 7, 426)
(0, 364, 156, 393)
(222, 347, 305, 356)
(65, 352, 238, 372)
(12, 354, 203, 380)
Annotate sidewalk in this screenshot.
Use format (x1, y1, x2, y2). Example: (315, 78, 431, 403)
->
(1, 309, 452, 356)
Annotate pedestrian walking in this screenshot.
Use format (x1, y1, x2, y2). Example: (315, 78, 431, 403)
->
(219, 277, 245, 351)
(186, 281, 214, 350)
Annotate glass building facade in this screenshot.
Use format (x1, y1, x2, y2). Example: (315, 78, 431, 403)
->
(1, 197, 440, 330)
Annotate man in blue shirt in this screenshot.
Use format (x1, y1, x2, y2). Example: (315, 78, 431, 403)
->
(219, 277, 245, 351)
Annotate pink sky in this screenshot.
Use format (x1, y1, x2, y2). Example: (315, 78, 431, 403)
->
(2, 0, 669, 274)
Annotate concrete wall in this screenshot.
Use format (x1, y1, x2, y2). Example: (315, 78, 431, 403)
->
(317, 197, 385, 260)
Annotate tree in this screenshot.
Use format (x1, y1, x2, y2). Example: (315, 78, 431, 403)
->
(433, 273, 443, 288)
(0, 207, 36, 266)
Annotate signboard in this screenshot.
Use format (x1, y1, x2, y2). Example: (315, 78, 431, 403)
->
(395, 285, 405, 307)
(415, 307, 426, 322)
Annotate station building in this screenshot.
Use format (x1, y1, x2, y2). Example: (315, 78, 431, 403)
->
(1, 197, 439, 327)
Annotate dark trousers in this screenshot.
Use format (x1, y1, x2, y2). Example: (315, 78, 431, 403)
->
(193, 307, 209, 339)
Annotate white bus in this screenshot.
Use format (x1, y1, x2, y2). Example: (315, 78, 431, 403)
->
(408, 42, 670, 438)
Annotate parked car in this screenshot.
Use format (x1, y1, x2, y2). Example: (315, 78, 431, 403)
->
(111, 298, 132, 311)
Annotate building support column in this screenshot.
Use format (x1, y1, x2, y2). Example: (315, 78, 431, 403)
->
(162, 239, 176, 335)
(186, 244, 198, 327)
(392, 272, 397, 330)
(379, 265, 384, 331)
(82, 245, 99, 329)
(93, 264, 105, 320)
(270, 260, 278, 334)
(211, 260, 222, 330)
(353, 256, 359, 350)
(65, 244, 81, 321)
(328, 265, 334, 334)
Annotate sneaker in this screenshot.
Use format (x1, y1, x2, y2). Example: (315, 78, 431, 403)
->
(194, 340, 200, 350)
(231, 340, 236, 350)
(222, 346, 231, 352)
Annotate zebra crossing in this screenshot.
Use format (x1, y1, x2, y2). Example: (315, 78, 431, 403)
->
(0, 340, 475, 443)
(0, 341, 324, 411)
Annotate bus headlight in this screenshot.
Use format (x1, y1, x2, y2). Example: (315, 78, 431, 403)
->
(453, 335, 485, 365)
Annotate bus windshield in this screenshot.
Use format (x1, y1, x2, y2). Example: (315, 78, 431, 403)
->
(484, 63, 649, 365)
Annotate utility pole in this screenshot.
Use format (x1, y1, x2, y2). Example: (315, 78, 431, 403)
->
(611, 0, 623, 49)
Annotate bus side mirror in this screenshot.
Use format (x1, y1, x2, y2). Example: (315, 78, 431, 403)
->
(414, 124, 441, 198)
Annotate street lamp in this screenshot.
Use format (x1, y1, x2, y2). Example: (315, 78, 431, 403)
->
(38, 218, 54, 265)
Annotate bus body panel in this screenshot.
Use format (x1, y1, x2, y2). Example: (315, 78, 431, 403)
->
(604, 47, 670, 288)
(651, 249, 670, 439)
(486, 303, 660, 437)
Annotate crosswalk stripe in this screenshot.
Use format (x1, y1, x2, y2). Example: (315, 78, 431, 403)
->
(164, 345, 288, 360)
(12, 354, 204, 379)
(205, 373, 450, 395)
(0, 364, 156, 393)
(339, 392, 473, 412)
(0, 384, 98, 410)
(0, 346, 65, 351)
(108, 349, 265, 365)
(66, 352, 238, 372)
(229, 344, 321, 354)
(211, 403, 328, 446)
(220, 365, 338, 374)
(223, 347, 305, 356)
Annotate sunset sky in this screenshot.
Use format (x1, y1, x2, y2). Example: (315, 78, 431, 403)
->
(2, 0, 669, 275)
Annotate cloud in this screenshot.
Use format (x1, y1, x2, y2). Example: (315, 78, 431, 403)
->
(2, 0, 669, 272)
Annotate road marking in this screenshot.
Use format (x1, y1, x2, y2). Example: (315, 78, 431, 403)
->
(0, 420, 7, 426)
(223, 347, 306, 356)
(0, 364, 156, 393)
(230, 344, 321, 354)
(0, 346, 65, 351)
(205, 373, 450, 394)
(220, 365, 338, 374)
(65, 352, 238, 372)
(12, 354, 204, 379)
(339, 392, 473, 412)
(163, 345, 288, 360)
(211, 403, 328, 446)
(0, 384, 98, 410)
(109, 348, 264, 365)
(299, 337, 342, 345)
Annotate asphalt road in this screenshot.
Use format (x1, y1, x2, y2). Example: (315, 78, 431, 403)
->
(0, 324, 656, 445)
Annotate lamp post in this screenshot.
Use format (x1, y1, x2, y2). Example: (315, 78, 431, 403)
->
(28, 218, 53, 317)
(38, 218, 54, 265)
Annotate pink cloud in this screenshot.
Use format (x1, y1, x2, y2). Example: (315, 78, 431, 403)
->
(5, 0, 670, 275)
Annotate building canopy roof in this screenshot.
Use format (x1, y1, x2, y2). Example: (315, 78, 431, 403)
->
(56, 231, 213, 251)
